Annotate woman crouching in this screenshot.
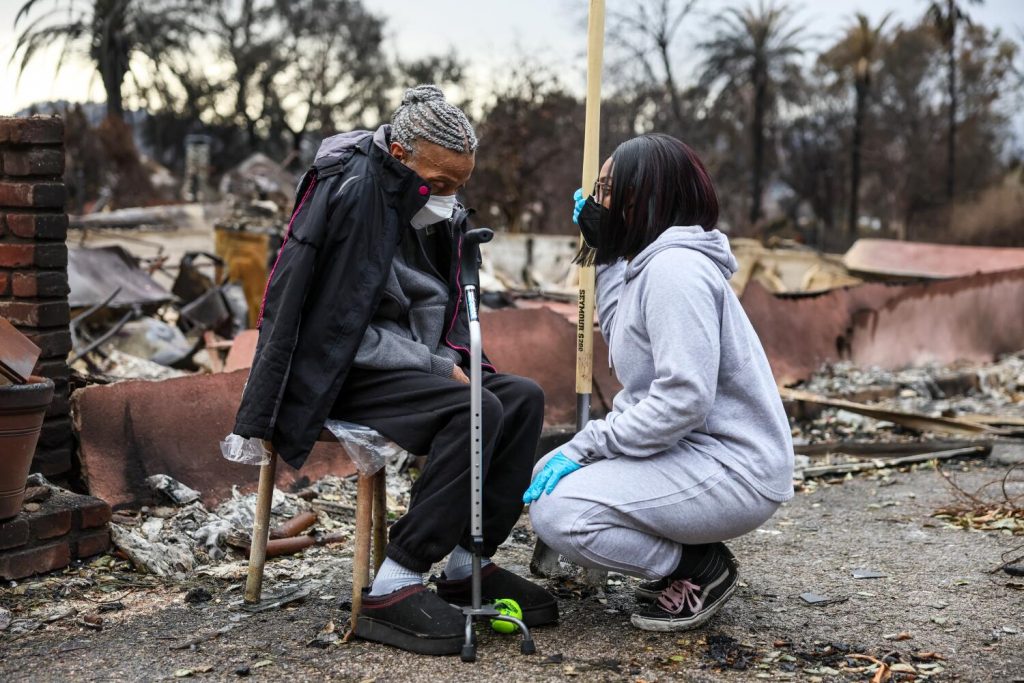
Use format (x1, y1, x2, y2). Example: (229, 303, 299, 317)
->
(525, 133, 794, 632)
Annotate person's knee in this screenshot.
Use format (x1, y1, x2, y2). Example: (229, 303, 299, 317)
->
(516, 376, 545, 408)
(495, 375, 545, 415)
(514, 376, 545, 419)
(529, 491, 579, 551)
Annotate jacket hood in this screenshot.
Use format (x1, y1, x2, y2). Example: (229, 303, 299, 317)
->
(625, 226, 738, 281)
(313, 125, 392, 168)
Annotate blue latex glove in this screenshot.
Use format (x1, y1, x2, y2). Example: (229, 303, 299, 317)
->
(572, 188, 585, 225)
(523, 453, 582, 504)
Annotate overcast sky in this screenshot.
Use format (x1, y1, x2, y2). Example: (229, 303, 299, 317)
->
(1, 0, 1021, 115)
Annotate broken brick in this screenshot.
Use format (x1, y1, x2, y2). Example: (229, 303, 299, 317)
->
(0, 182, 66, 209)
(6, 213, 68, 240)
(0, 300, 69, 327)
(74, 529, 111, 558)
(0, 517, 29, 551)
(77, 498, 113, 530)
(0, 243, 33, 268)
(21, 328, 72, 358)
(27, 507, 71, 540)
(0, 118, 63, 145)
(2, 148, 65, 177)
(0, 540, 71, 580)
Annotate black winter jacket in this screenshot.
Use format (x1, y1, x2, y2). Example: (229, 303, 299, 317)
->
(232, 125, 486, 468)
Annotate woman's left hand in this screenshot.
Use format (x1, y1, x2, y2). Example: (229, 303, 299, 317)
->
(572, 188, 585, 225)
(523, 452, 582, 503)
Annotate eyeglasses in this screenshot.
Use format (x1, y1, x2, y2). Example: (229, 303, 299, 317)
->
(593, 178, 612, 203)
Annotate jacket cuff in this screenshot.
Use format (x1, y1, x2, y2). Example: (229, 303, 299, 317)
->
(429, 355, 456, 378)
(560, 441, 604, 466)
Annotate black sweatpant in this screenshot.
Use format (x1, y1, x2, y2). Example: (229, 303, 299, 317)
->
(331, 368, 545, 572)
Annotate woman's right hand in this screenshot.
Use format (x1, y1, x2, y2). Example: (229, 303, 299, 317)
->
(523, 452, 582, 503)
(572, 188, 585, 225)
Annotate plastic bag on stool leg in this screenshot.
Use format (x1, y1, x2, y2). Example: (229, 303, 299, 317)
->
(323, 420, 405, 476)
(220, 434, 271, 466)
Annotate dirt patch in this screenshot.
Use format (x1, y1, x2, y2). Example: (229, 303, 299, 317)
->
(1, 458, 1021, 682)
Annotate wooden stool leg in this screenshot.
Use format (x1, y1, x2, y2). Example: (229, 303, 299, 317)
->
(372, 470, 387, 575)
(346, 474, 375, 638)
(244, 447, 278, 604)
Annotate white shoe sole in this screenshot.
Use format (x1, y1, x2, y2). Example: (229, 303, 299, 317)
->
(629, 577, 738, 632)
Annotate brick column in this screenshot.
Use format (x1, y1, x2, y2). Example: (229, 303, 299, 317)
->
(0, 116, 72, 479)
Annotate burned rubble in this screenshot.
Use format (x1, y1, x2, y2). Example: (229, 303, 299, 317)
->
(1, 115, 1022, 681)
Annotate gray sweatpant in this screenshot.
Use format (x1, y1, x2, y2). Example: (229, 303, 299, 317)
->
(528, 449, 780, 580)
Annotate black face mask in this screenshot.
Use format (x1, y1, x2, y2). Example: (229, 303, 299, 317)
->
(577, 196, 609, 250)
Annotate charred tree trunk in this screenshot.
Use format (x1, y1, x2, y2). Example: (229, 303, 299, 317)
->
(749, 63, 767, 227)
(101, 65, 126, 121)
(946, 3, 957, 201)
(848, 77, 867, 242)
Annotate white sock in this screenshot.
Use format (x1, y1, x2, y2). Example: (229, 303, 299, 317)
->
(443, 545, 491, 580)
(369, 558, 423, 596)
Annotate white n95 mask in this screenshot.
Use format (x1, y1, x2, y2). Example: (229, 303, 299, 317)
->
(411, 194, 457, 228)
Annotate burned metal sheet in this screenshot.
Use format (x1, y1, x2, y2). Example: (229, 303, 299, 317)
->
(222, 307, 622, 428)
(742, 267, 1024, 384)
(481, 307, 621, 427)
(68, 246, 173, 311)
(844, 238, 1024, 280)
(71, 370, 357, 509)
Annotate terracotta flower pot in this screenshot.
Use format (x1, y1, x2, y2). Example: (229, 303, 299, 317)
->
(0, 376, 54, 520)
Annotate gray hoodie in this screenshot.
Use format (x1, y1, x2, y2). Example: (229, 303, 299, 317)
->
(560, 226, 795, 502)
(313, 127, 464, 378)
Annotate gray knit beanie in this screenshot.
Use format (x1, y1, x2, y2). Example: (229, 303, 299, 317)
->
(391, 85, 478, 155)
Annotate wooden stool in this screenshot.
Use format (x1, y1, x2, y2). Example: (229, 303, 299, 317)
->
(243, 429, 389, 636)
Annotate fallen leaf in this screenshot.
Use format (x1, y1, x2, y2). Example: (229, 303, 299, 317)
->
(890, 663, 917, 674)
(883, 632, 912, 641)
(174, 669, 193, 678)
(912, 652, 945, 661)
(79, 614, 103, 630)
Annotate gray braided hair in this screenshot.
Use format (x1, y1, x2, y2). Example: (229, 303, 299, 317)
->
(391, 84, 478, 156)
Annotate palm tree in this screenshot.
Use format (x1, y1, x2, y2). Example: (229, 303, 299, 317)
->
(12, 0, 197, 121)
(822, 12, 892, 241)
(926, 0, 983, 200)
(700, 1, 804, 227)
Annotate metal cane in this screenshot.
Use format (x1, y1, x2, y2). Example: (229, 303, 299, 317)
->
(458, 227, 536, 663)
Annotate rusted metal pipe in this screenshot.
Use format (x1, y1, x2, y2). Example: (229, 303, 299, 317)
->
(270, 511, 317, 539)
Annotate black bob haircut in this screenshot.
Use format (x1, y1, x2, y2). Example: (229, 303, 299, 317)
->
(595, 133, 719, 265)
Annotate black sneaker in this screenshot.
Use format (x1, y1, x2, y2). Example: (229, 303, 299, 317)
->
(434, 563, 559, 627)
(630, 544, 739, 632)
(352, 585, 464, 655)
(635, 542, 739, 603)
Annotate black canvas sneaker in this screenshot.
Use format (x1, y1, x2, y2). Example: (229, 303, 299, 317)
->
(630, 543, 739, 631)
(635, 542, 739, 603)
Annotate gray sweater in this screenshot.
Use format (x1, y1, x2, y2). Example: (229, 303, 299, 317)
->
(353, 221, 462, 377)
(560, 226, 795, 502)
